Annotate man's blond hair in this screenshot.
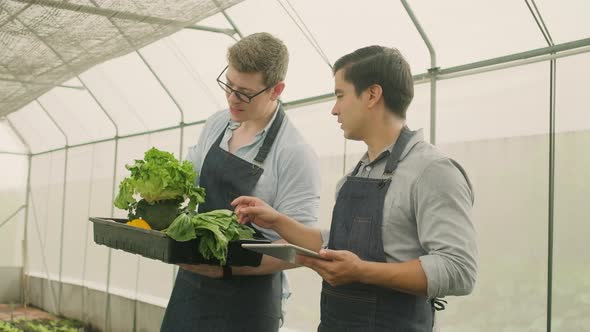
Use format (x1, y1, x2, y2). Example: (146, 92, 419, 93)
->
(227, 32, 289, 87)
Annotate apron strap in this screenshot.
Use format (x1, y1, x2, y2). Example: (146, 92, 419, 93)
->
(384, 126, 416, 175)
(450, 159, 475, 205)
(351, 159, 364, 176)
(350, 126, 416, 178)
(213, 121, 229, 147)
(212, 103, 285, 164)
(254, 105, 285, 163)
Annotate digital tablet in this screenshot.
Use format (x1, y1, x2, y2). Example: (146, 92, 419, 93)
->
(241, 243, 329, 264)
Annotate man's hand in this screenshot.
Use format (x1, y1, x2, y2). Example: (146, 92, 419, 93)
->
(231, 196, 281, 229)
(297, 249, 365, 286)
(178, 264, 223, 279)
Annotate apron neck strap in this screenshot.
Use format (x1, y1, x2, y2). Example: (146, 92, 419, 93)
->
(383, 126, 415, 175)
(254, 105, 285, 163)
(213, 104, 286, 164)
(350, 126, 416, 178)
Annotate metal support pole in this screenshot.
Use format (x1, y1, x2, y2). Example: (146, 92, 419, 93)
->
(19, 36, 590, 160)
(5, 118, 32, 307)
(12, 0, 189, 26)
(36, 99, 69, 316)
(27, 191, 60, 313)
(135, 49, 187, 162)
(524, 2, 555, 330)
(184, 25, 239, 40)
(400, 0, 437, 144)
(547, 58, 556, 332)
(22, 153, 32, 307)
(83, 2, 188, 325)
(76, 72, 119, 331)
(0, 150, 29, 155)
(212, 0, 243, 39)
(80, 144, 96, 325)
(0, 77, 84, 90)
(284, 37, 590, 120)
(32, 119, 206, 156)
(413, 38, 590, 82)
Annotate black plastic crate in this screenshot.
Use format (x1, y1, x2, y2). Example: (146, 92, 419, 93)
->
(90, 217, 269, 266)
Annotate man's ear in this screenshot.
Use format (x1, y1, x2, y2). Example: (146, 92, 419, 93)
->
(366, 84, 383, 108)
(367, 84, 383, 108)
(270, 81, 286, 101)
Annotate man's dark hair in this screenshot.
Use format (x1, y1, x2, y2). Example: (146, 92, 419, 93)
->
(333, 46, 414, 118)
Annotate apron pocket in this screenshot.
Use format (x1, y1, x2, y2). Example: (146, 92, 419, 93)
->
(320, 290, 376, 330)
(348, 216, 373, 259)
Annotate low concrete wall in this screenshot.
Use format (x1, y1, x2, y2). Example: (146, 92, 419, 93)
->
(25, 276, 166, 332)
(0, 266, 22, 304)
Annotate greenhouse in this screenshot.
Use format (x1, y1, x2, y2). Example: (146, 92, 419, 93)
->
(1, 0, 589, 331)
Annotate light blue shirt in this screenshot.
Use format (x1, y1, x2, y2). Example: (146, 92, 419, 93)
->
(187, 105, 321, 241)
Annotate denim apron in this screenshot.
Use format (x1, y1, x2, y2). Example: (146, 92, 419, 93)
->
(161, 108, 285, 332)
(319, 127, 435, 332)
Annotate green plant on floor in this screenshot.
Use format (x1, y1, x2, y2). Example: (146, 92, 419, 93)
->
(0, 320, 21, 332)
(0, 318, 85, 332)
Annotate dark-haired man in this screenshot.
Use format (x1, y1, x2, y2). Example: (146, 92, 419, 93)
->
(233, 45, 477, 331)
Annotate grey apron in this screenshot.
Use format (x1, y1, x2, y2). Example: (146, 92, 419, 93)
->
(319, 127, 435, 332)
(161, 108, 285, 332)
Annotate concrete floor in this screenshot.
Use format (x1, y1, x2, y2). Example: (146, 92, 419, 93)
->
(0, 303, 57, 321)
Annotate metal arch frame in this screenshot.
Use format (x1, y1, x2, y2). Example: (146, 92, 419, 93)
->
(12, 21, 590, 157)
(0, 77, 84, 90)
(2, 1, 194, 328)
(74, 74, 120, 330)
(6, 3, 240, 330)
(184, 25, 240, 41)
(11, 0, 192, 26)
(35, 99, 69, 315)
(83, 0, 188, 327)
(524, 1, 556, 330)
(4, 117, 32, 309)
(10, 8, 88, 317)
(400, 0, 437, 145)
(3, 3, 589, 332)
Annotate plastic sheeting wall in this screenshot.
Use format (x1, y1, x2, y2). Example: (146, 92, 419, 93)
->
(1, 1, 590, 331)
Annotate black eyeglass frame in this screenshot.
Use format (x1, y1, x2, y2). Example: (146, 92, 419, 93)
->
(216, 66, 272, 103)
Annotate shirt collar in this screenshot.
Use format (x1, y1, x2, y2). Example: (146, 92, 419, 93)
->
(400, 128, 424, 160)
(227, 102, 281, 136)
(358, 128, 424, 166)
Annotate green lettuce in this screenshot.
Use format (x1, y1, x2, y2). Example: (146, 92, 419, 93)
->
(165, 209, 255, 265)
(114, 147, 206, 216)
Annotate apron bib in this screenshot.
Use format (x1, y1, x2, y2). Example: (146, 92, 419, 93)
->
(161, 108, 285, 332)
(319, 127, 435, 332)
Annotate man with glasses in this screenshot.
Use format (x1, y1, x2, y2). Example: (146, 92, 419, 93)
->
(161, 32, 321, 332)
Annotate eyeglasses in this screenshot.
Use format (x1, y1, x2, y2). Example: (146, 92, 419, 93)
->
(216, 66, 271, 103)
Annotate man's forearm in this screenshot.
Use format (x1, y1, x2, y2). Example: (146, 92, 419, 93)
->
(358, 259, 428, 296)
(272, 214, 323, 251)
(232, 250, 297, 276)
(232, 218, 324, 276)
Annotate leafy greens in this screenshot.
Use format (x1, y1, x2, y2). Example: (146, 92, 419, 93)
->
(165, 209, 255, 265)
(114, 147, 206, 215)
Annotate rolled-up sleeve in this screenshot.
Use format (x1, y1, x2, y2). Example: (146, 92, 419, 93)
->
(415, 159, 478, 298)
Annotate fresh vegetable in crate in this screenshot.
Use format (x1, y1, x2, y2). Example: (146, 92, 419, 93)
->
(114, 147, 205, 230)
(166, 210, 256, 265)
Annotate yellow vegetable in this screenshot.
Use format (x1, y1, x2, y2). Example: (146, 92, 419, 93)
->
(126, 218, 152, 230)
